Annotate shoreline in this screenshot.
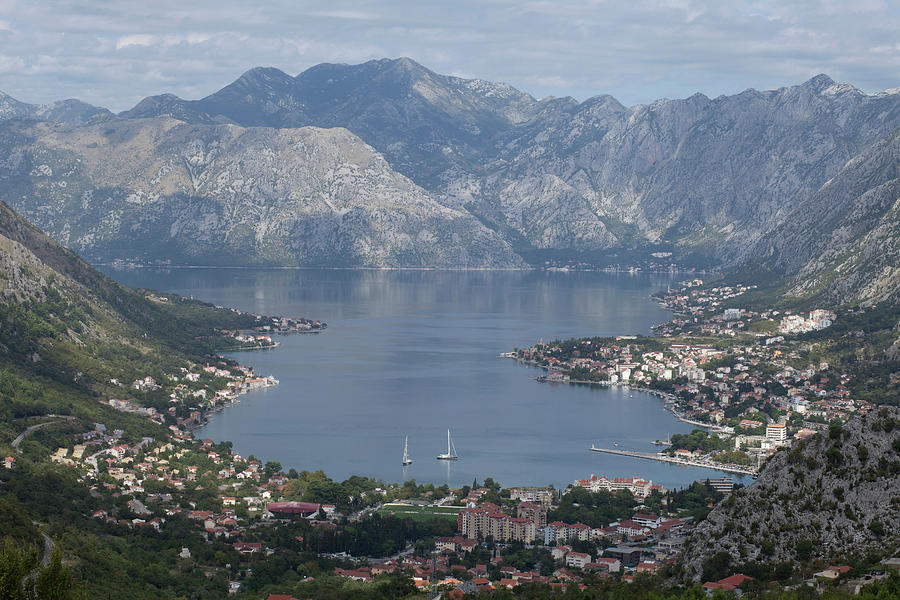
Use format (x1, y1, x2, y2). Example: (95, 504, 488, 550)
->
(505, 355, 719, 431)
(95, 262, 713, 275)
(589, 446, 757, 476)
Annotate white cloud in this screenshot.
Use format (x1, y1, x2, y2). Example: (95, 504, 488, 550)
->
(116, 34, 155, 49)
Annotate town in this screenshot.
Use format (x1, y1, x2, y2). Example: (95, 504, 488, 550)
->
(509, 280, 871, 476)
(3, 287, 897, 599)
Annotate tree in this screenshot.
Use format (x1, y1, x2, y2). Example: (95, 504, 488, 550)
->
(0, 540, 76, 600)
(796, 539, 815, 562)
(33, 549, 75, 600)
(0, 538, 35, 600)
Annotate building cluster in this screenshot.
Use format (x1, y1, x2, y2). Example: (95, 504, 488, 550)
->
(572, 474, 667, 499)
(516, 289, 868, 472)
(457, 502, 539, 543)
(778, 309, 836, 334)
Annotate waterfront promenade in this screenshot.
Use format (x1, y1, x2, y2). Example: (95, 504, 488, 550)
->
(589, 446, 757, 476)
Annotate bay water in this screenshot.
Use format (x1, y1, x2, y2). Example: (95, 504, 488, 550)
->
(100, 267, 746, 491)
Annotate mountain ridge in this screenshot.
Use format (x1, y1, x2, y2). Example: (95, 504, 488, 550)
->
(3, 59, 900, 303)
(0, 117, 525, 268)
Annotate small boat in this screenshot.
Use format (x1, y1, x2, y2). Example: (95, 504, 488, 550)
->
(402, 435, 413, 466)
(436, 429, 458, 461)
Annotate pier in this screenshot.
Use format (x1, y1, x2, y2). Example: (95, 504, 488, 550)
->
(589, 446, 757, 476)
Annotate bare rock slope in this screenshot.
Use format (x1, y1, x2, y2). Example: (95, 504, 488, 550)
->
(0, 118, 524, 268)
(683, 407, 900, 581)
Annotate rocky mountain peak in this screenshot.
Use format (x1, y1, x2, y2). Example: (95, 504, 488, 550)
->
(802, 73, 836, 92)
(223, 66, 296, 94)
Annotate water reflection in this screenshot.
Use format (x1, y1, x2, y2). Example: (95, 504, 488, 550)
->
(99, 267, 744, 490)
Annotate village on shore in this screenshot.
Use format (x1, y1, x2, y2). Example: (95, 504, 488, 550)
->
(508, 281, 871, 477)
(5, 286, 895, 598)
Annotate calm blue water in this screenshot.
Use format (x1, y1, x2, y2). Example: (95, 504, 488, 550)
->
(100, 267, 747, 490)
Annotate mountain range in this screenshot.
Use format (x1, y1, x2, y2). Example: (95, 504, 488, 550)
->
(2, 58, 900, 302)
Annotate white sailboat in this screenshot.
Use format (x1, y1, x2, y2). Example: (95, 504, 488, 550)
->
(436, 429, 458, 460)
(402, 435, 413, 466)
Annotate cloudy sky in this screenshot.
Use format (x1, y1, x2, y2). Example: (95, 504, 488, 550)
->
(1, 0, 898, 111)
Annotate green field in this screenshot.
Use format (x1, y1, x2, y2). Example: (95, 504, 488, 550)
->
(377, 503, 463, 522)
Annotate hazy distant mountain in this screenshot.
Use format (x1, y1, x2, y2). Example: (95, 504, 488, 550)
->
(120, 62, 900, 264)
(0, 90, 111, 124)
(449, 75, 900, 259)
(120, 58, 537, 186)
(5, 60, 900, 300)
(0, 117, 523, 268)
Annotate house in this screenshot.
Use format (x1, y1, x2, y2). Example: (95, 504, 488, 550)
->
(370, 563, 398, 576)
(565, 552, 591, 569)
(814, 565, 851, 580)
(233, 542, 263, 554)
(603, 547, 643, 566)
(636, 561, 659, 575)
(590, 557, 621, 573)
(615, 520, 649, 537)
(3, 456, 15, 469)
(703, 573, 754, 595)
(632, 513, 662, 529)
(266, 501, 320, 517)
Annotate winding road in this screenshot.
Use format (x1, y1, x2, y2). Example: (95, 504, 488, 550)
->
(11, 416, 76, 454)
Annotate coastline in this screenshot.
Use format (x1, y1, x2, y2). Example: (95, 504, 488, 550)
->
(504, 354, 719, 431)
(95, 262, 712, 275)
(589, 446, 757, 476)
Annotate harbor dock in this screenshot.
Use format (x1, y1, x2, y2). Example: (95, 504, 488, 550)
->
(589, 446, 757, 476)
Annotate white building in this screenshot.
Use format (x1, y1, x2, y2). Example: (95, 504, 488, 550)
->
(766, 423, 787, 444)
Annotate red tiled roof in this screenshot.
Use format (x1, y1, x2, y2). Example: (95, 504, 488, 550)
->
(717, 573, 754, 588)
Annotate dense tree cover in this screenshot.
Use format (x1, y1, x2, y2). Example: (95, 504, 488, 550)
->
(498, 544, 555, 576)
(665, 430, 730, 454)
(0, 539, 76, 600)
(305, 513, 455, 557)
(281, 471, 452, 512)
(713, 450, 754, 466)
(646, 482, 726, 520)
(548, 488, 636, 528)
(257, 572, 416, 600)
(549, 482, 726, 529)
(565, 365, 609, 382)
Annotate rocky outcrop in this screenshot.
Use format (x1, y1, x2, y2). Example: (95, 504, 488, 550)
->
(0, 118, 524, 268)
(682, 407, 900, 580)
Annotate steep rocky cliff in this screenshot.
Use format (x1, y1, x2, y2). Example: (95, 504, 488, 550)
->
(451, 75, 900, 255)
(683, 407, 900, 580)
(0, 118, 523, 268)
(741, 129, 900, 304)
(4, 59, 900, 289)
(115, 60, 900, 266)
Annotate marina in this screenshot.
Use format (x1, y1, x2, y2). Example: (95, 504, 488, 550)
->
(589, 446, 757, 476)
